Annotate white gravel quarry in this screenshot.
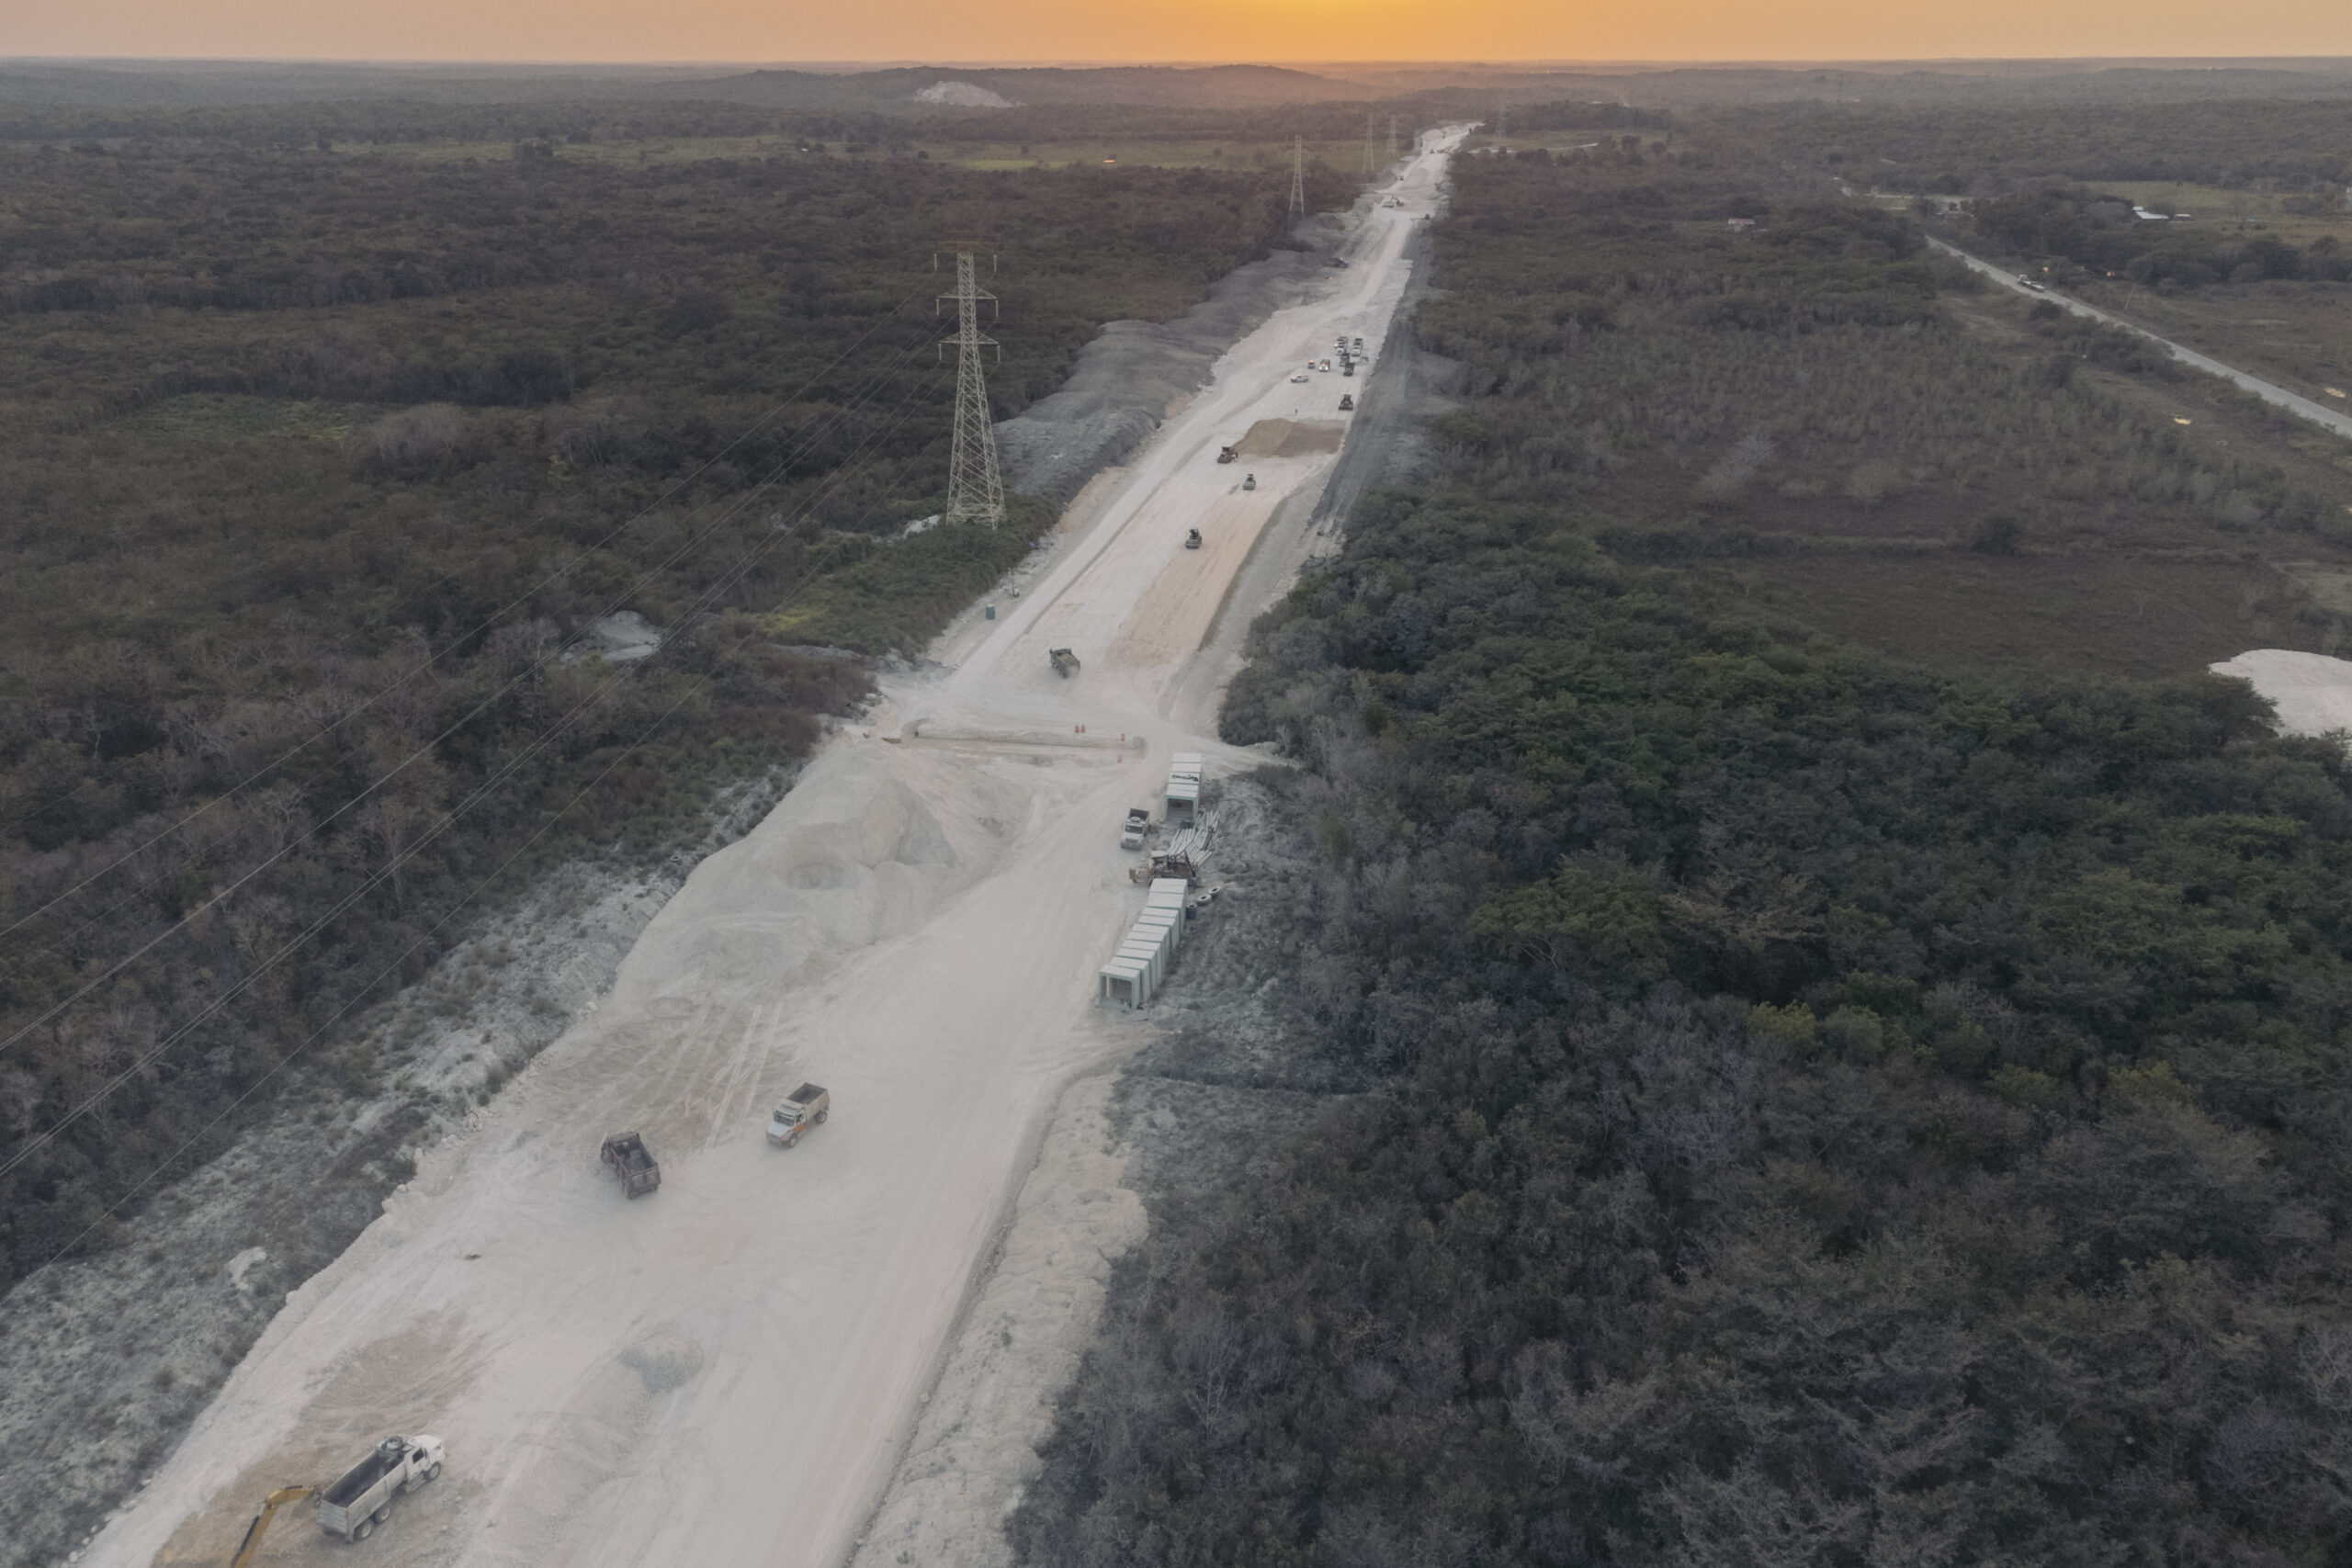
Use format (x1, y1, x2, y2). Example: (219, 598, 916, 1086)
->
(95, 125, 1470, 1568)
(2211, 649, 2352, 739)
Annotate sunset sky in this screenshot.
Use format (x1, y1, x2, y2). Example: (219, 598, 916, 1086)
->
(5, 0, 2348, 67)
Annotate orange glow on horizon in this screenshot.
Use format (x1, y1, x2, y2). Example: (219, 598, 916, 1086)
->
(2, 0, 2346, 68)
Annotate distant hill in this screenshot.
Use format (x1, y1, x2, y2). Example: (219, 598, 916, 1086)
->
(636, 63, 1374, 110)
(0, 60, 1374, 113)
(1387, 62, 2352, 108)
(6, 57, 2352, 117)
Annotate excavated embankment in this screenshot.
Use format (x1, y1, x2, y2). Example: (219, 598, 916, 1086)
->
(993, 237, 1344, 508)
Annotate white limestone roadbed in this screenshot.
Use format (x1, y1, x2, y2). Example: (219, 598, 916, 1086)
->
(100, 126, 1472, 1568)
(1928, 237, 2352, 443)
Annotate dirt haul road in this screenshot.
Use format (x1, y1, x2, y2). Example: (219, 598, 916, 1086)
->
(98, 127, 1471, 1568)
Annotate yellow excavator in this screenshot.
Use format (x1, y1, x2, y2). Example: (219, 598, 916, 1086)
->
(228, 1486, 311, 1567)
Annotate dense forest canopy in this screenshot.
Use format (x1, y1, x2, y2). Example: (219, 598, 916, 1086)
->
(1013, 138, 2352, 1568)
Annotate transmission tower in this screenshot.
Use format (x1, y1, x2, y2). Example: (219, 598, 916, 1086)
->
(1288, 136, 1306, 220)
(1362, 112, 1376, 176)
(934, 244, 1005, 529)
(1387, 115, 1399, 163)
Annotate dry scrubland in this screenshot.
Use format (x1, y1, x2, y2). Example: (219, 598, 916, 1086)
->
(1010, 112, 2352, 1568)
(13, 63, 2352, 1568)
(0, 103, 1363, 1566)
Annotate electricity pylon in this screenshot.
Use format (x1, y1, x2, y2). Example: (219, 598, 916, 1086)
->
(1288, 136, 1306, 220)
(934, 243, 1004, 529)
(1387, 115, 1399, 163)
(1362, 112, 1376, 176)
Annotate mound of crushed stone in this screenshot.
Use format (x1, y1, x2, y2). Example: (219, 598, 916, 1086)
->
(992, 246, 1340, 507)
(2211, 649, 2352, 738)
(1230, 418, 1344, 459)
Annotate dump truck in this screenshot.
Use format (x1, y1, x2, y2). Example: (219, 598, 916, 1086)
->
(317, 1435, 443, 1542)
(1216, 445, 1238, 464)
(1049, 647, 1080, 678)
(600, 1132, 660, 1198)
(1185, 527, 1202, 549)
(1121, 807, 1151, 851)
(767, 1083, 830, 1148)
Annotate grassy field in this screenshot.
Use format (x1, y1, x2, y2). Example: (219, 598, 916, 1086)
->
(2069, 274, 2352, 409)
(1467, 130, 1677, 158)
(1713, 275, 2352, 677)
(2095, 180, 2352, 246)
(917, 136, 1364, 172)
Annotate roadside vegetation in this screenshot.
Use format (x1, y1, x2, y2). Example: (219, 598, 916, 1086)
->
(0, 107, 1353, 1293)
(1015, 126, 2352, 1567)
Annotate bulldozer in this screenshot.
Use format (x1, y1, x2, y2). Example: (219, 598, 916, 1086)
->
(1241, 473, 1257, 491)
(1185, 528, 1203, 549)
(1339, 394, 1355, 411)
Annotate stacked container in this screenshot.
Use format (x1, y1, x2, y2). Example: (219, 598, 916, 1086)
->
(1098, 877, 1193, 1010)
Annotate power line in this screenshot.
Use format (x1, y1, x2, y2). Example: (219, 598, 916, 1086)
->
(0, 337, 944, 1095)
(0, 283, 940, 916)
(0, 328, 944, 961)
(13, 418, 930, 1272)
(0, 368, 947, 1190)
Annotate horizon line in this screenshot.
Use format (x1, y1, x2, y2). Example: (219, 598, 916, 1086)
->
(8, 53, 2352, 70)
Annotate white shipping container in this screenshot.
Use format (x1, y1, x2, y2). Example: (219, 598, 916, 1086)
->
(1098, 957, 1151, 1010)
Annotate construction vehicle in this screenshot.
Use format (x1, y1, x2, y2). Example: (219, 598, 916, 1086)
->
(1049, 647, 1080, 678)
(1242, 473, 1256, 491)
(1121, 807, 1150, 851)
(1339, 394, 1355, 411)
(1216, 445, 1238, 464)
(229, 1486, 313, 1567)
(317, 1435, 444, 1541)
(767, 1084, 830, 1148)
(1343, 360, 1355, 377)
(600, 1132, 660, 1198)
(1185, 527, 1202, 549)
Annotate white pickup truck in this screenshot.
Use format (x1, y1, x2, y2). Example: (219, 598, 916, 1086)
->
(317, 1434, 443, 1541)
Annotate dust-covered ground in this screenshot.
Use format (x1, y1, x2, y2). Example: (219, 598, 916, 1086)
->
(4, 209, 1385, 1568)
(0, 766, 806, 1568)
(834, 160, 1463, 1568)
(842, 771, 1352, 1568)
(45, 127, 1468, 1568)
(993, 236, 1347, 509)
